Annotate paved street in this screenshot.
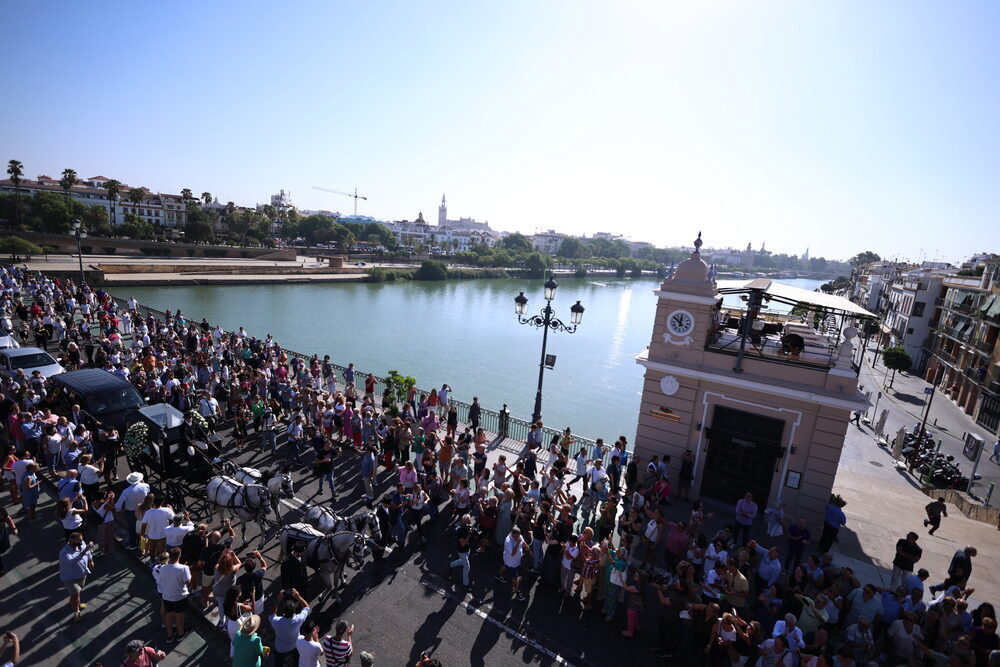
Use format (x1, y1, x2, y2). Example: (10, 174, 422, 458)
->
(1, 343, 998, 665)
(859, 345, 998, 496)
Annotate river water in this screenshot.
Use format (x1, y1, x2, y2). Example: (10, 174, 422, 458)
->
(116, 276, 824, 441)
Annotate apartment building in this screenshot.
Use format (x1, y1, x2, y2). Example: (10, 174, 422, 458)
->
(0, 175, 187, 228)
(881, 270, 946, 372)
(924, 257, 1000, 433)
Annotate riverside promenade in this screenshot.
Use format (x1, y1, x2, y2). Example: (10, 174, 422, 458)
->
(2, 275, 999, 665)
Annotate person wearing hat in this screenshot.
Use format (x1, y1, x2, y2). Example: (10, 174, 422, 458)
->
(231, 614, 266, 667)
(115, 471, 150, 550)
(280, 542, 309, 597)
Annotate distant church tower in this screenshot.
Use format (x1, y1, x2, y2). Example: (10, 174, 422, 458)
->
(802, 247, 810, 261)
(438, 194, 447, 226)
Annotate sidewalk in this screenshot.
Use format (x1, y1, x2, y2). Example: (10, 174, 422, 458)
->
(825, 353, 1000, 605)
(860, 347, 998, 497)
(0, 480, 230, 666)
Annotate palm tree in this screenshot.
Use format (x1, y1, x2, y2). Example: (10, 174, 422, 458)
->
(201, 192, 212, 207)
(103, 179, 122, 228)
(180, 188, 192, 203)
(6, 160, 23, 228)
(127, 187, 147, 220)
(60, 168, 78, 225)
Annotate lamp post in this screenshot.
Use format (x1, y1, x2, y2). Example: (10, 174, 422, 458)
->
(70, 218, 87, 286)
(514, 274, 585, 424)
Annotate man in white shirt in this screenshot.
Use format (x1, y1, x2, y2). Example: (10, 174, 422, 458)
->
(771, 613, 805, 652)
(496, 527, 529, 602)
(116, 472, 150, 550)
(140, 496, 175, 559)
(295, 619, 324, 667)
(164, 512, 196, 549)
(159, 547, 192, 642)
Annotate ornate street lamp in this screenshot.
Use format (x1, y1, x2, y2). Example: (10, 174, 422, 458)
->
(514, 273, 585, 423)
(71, 218, 87, 286)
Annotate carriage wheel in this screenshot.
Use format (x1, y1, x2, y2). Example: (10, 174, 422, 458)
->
(165, 480, 187, 511)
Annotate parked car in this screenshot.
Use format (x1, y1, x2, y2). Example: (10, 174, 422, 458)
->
(0, 346, 64, 381)
(354, 261, 367, 266)
(45, 369, 145, 431)
(0, 335, 19, 350)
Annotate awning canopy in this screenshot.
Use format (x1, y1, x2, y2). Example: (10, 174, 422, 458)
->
(980, 294, 1000, 319)
(716, 278, 876, 318)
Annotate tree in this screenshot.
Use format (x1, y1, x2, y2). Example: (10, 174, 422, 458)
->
(184, 217, 214, 243)
(103, 178, 122, 227)
(27, 190, 72, 233)
(0, 236, 43, 259)
(120, 214, 154, 240)
(297, 214, 334, 245)
(415, 260, 447, 280)
(201, 191, 212, 207)
(363, 222, 397, 250)
(126, 187, 147, 225)
(81, 204, 111, 236)
(524, 251, 551, 278)
(850, 251, 881, 267)
(382, 370, 416, 417)
(881, 346, 912, 389)
(501, 232, 533, 253)
(557, 237, 591, 259)
(6, 159, 23, 228)
(180, 188, 193, 204)
(60, 168, 77, 226)
(809, 257, 828, 272)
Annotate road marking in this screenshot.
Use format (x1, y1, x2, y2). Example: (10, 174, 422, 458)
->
(420, 574, 575, 666)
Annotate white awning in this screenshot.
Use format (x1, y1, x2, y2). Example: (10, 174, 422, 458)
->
(716, 279, 876, 318)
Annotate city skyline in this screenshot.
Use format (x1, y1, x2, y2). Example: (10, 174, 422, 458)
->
(2, 2, 997, 263)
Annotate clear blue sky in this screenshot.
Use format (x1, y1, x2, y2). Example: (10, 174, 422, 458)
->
(2, 2, 997, 263)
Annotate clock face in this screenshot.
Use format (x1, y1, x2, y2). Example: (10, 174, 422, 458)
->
(667, 309, 695, 336)
(659, 375, 680, 396)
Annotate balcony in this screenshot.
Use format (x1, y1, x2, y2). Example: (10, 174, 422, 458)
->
(706, 310, 839, 370)
(965, 367, 986, 383)
(975, 339, 996, 354)
(935, 297, 946, 307)
(937, 349, 957, 365)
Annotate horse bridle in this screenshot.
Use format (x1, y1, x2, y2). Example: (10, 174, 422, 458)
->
(310, 530, 365, 569)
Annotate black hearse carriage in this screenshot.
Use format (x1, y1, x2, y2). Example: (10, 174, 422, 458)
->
(123, 404, 222, 487)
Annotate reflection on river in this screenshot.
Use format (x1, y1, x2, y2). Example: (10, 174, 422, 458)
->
(117, 277, 824, 440)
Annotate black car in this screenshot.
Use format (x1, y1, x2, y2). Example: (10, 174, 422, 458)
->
(46, 369, 146, 431)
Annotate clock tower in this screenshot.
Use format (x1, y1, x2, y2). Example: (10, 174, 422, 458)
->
(633, 232, 868, 526)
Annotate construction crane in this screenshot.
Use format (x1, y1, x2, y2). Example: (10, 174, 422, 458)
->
(312, 186, 368, 216)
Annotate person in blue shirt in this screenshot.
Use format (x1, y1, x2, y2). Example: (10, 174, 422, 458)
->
(818, 499, 847, 553)
(58, 532, 94, 623)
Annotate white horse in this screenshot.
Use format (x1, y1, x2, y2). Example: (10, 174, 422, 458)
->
(278, 522, 371, 606)
(205, 475, 273, 547)
(227, 464, 295, 516)
(302, 506, 382, 585)
(303, 506, 383, 545)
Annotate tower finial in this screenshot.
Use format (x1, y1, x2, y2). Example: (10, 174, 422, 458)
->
(694, 231, 703, 252)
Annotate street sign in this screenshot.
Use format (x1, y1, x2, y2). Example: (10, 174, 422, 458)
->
(924, 387, 934, 395)
(963, 433, 984, 461)
(544, 354, 556, 369)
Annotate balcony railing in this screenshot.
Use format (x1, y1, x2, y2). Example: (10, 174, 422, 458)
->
(936, 349, 957, 365)
(975, 339, 995, 354)
(935, 297, 946, 307)
(705, 311, 839, 370)
(965, 367, 987, 383)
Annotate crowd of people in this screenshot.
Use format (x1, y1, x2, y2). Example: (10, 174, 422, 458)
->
(0, 264, 998, 666)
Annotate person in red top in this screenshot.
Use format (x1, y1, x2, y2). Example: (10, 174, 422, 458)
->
(122, 639, 166, 665)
